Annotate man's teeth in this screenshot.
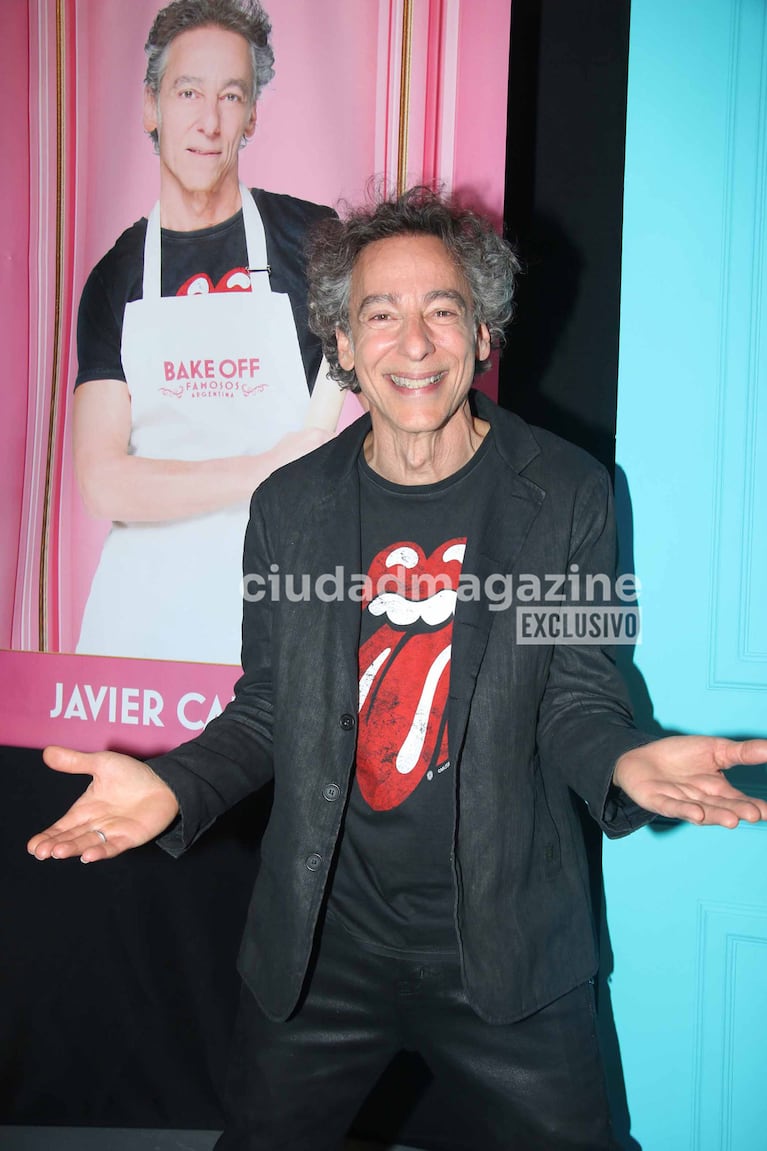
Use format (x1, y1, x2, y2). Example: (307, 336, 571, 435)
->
(390, 373, 443, 388)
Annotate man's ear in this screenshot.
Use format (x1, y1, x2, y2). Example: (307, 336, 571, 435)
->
(476, 322, 491, 363)
(336, 327, 355, 371)
(244, 102, 257, 140)
(143, 86, 159, 136)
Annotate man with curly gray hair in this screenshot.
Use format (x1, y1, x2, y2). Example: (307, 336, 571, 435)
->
(307, 186, 521, 392)
(32, 187, 767, 1148)
(73, 0, 336, 665)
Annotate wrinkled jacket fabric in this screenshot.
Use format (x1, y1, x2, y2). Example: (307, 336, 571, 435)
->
(149, 392, 653, 1023)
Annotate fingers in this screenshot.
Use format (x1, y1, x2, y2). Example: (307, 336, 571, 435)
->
(724, 795, 767, 822)
(727, 738, 767, 767)
(29, 824, 94, 861)
(42, 745, 97, 776)
(747, 797, 767, 821)
(651, 791, 764, 828)
(28, 821, 116, 863)
(694, 776, 767, 815)
(653, 795, 737, 827)
(72, 825, 114, 864)
(709, 736, 767, 770)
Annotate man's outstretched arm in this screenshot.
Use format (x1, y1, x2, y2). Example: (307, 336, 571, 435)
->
(613, 735, 767, 827)
(26, 746, 180, 864)
(29, 482, 279, 864)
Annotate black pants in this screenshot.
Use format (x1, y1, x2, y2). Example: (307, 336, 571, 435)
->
(215, 920, 619, 1151)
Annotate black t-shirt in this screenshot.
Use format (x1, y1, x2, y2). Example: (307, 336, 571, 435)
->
(76, 187, 334, 390)
(327, 432, 497, 955)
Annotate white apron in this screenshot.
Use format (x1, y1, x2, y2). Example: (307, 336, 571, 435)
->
(77, 186, 309, 664)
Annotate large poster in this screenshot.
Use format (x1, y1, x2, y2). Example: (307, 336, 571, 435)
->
(0, 0, 512, 754)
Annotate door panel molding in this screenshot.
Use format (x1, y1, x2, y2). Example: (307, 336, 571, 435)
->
(709, 0, 767, 690)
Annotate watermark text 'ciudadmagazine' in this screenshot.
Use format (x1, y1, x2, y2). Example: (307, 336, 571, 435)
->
(242, 564, 642, 645)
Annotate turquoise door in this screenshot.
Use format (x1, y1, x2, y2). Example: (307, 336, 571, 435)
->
(604, 0, 767, 1148)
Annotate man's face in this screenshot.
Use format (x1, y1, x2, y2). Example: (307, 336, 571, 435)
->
(336, 234, 490, 450)
(143, 25, 256, 198)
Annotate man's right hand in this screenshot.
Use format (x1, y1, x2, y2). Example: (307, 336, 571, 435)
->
(27, 746, 180, 864)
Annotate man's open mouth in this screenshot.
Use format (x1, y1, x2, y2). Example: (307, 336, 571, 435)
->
(388, 372, 445, 390)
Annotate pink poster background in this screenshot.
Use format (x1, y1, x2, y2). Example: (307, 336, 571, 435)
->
(1, 0, 512, 753)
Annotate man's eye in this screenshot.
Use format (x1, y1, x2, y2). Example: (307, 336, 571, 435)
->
(180, 89, 197, 99)
(432, 308, 456, 319)
(222, 92, 243, 102)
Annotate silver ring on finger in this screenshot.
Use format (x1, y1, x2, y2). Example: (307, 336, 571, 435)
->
(94, 829, 108, 845)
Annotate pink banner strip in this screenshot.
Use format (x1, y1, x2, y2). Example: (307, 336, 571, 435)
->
(0, 650, 240, 756)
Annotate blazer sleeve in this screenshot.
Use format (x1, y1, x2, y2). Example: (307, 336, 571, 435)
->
(534, 463, 656, 838)
(146, 491, 276, 855)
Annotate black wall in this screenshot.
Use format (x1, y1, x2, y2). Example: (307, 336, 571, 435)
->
(500, 0, 631, 472)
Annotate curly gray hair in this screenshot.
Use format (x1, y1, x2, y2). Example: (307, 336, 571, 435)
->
(144, 0, 274, 147)
(307, 186, 522, 391)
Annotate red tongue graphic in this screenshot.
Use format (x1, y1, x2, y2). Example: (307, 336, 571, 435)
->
(176, 267, 251, 296)
(356, 539, 464, 811)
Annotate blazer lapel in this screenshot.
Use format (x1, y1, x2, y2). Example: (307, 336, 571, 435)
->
(448, 398, 546, 765)
(299, 416, 370, 707)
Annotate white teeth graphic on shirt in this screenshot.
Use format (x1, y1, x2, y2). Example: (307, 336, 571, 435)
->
(185, 275, 212, 295)
(224, 270, 251, 291)
(356, 539, 466, 811)
(176, 268, 253, 297)
(369, 587, 458, 628)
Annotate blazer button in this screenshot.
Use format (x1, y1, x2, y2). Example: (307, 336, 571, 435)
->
(339, 713, 356, 730)
(322, 783, 341, 802)
(305, 853, 322, 872)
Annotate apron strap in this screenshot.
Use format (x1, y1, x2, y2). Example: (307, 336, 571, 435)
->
(142, 201, 162, 300)
(141, 186, 271, 300)
(239, 183, 269, 275)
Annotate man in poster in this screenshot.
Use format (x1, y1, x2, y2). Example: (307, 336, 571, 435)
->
(30, 189, 767, 1150)
(74, 0, 339, 665)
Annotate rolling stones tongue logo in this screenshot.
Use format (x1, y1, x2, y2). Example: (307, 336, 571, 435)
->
(177, 267, 252, 296)
(357, 538, 466, 811)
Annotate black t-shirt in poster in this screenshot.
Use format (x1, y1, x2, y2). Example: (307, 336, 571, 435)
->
(75, 187, 333, 390)
(327, 431, 498, 955)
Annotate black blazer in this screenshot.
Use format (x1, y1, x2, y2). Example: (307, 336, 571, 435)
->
(150, 391, 653, 1023)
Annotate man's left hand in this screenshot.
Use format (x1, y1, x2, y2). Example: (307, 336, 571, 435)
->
(613, 736, 767, 827)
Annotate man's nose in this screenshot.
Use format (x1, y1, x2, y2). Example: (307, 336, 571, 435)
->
(399, 314, 435, 359)
(198, 97, 221, 134)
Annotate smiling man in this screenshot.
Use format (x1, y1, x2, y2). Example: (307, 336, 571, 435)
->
(73, 0, 336, 665)
(30, 189, 767, 1150)
(335, 231, 492, 479)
